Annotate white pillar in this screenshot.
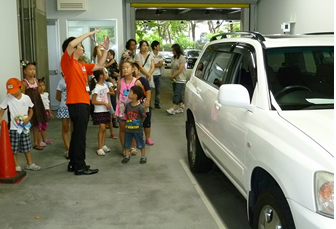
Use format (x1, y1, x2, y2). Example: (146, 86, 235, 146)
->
(0, 0, 21, 103)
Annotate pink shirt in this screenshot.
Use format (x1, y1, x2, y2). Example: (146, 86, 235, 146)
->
(115, 77, 137, 120)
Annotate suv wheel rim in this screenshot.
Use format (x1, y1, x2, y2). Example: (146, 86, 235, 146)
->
(258, 205, 282, 229)
(189, 126, 196, 166)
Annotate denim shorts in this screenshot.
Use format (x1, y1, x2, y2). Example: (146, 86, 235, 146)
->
(124, 132, 145, 149)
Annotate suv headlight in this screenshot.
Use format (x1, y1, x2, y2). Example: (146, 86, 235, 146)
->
(315, 171, 334, 218)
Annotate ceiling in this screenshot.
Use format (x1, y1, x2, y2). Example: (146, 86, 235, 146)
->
(135, 8, 242, 21)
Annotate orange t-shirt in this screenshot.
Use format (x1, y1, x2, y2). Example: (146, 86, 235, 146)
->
(60, 50, 94, 105)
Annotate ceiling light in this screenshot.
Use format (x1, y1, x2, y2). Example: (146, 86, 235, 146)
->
(216, 20, 220, 25)
(155, 9, 161, 15)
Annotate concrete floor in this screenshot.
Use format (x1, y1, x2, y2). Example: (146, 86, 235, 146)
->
(0, 70, 251, 229)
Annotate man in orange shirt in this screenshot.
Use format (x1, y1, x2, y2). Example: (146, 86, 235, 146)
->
(61, 29, 109, 175)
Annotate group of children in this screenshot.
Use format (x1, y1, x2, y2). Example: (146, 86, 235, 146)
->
(0, 61, 54, 171)
(0, 46, 150, 172)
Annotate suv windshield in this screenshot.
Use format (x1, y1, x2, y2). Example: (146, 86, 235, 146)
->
(266, 46, 334, 110)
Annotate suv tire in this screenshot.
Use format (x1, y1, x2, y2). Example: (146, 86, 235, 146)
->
(253, 187, 295, 229)
(187, 120, 213, 173)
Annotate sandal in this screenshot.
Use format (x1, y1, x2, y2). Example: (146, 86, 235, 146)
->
(121, 157, 130, 164)
(33, 145, 43, 150)
(130, 147, 137, 156)
(140, 157, 147, 164)
(96, 149, 105, 156)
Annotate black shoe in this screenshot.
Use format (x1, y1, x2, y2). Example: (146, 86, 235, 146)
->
(74, 166, 98, 175)
(67, 164, 74, 172)
(68, 164, 90, 172)
(155, 105, 161, 109)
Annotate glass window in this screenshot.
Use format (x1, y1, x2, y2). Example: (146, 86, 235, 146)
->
(68, 20, 117, 63)
(194, 47, 213, 80)
(204, 51, 233, 87)
(266, 46, 334, 110)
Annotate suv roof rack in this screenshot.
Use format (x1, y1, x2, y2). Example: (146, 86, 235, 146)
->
(210, 31, 265, 43)
(304, 32, 334, 35)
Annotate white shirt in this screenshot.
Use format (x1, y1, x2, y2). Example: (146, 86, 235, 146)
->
(0, 94, 34, 131)
(41, 92, 50, 110)
(134, 52, 154, 78)
(56, 78, 67, 107)
(91, 83, 109, 113)
(151, 51, 164, 75)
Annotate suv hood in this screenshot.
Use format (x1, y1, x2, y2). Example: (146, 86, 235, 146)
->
(279, 110, 334, 156)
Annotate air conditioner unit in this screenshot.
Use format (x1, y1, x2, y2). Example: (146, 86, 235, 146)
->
(57, 0, 87, 11)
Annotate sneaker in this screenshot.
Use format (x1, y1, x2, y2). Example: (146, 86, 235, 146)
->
(146, 138, 154, 145)
(102, 145, 111, 152)
(110, 134, 117, 139)
(166, 108, 175, 115)
(175, 107, 184, 114)
(25, 163, 41, 171)
(64, 151, 69, 159)
(44, 139, 52, 145)
(16, 166, 22, 172)
(96, 149, 106, 156)
(40, 142, 47, 147)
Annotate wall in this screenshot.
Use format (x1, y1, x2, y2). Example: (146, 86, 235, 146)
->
(0, 1, 21, 114)
(46, 0, 125, 60)
(257, 0, 334, 34)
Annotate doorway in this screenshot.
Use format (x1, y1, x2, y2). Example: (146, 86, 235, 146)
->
(47, 19, 61, 110)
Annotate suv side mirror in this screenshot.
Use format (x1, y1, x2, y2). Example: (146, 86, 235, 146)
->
(218, 84, 251, 110)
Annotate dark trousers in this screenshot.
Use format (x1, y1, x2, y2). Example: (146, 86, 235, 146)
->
(68, 103, 90, 171)
(153, 75, 161, 106)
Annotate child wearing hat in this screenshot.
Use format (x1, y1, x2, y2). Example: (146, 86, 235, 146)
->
(0, 78, 41, 171)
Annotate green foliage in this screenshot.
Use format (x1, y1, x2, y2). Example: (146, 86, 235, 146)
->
(134, 20, 240, 51)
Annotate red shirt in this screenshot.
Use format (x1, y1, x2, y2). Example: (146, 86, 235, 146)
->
(60, 50, 94, 105)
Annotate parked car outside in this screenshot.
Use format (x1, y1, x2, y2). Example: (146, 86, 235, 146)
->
(162, 51, 173, 68)
(184, 32, 334, 229)
(184, 49, 201, 69)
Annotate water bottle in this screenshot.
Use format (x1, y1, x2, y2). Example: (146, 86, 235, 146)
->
(119, 102, 125, 117)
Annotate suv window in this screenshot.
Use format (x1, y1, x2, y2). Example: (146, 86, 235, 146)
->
(225, 44, 257, 99)
(195, 48, 213, 80)
(204, 51, 233, 87)
(266, 46, 334, 110)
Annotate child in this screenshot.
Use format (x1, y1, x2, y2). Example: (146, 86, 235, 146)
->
(0, 78, 41, 171)
(56, 73, 71, 159)
(91, 68, 112, 156)
(105, 78, 118, 139)
(20, 60, 48, 150)
(38, 77, 54, 146)
(105, 49, 119, 128)
(115, 61, 143, 154)
(133, 63, 154, 146)
(122, 85, 147, 164)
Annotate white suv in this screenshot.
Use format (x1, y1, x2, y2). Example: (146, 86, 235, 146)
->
(184, 32, 334, 229)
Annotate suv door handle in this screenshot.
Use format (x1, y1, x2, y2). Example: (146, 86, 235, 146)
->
(214, 101, 222, 110)
(196, 87, 201, 94)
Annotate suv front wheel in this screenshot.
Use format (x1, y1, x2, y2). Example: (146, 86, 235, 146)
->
(253, 187, 295, 229)
(187, 120, 213, 173)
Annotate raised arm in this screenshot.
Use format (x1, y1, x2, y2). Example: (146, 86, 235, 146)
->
(92, 37, 110, 72)
(66, 29, 101, 57)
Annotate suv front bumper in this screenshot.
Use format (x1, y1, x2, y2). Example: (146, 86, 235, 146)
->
(289, 199, 334, 228)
